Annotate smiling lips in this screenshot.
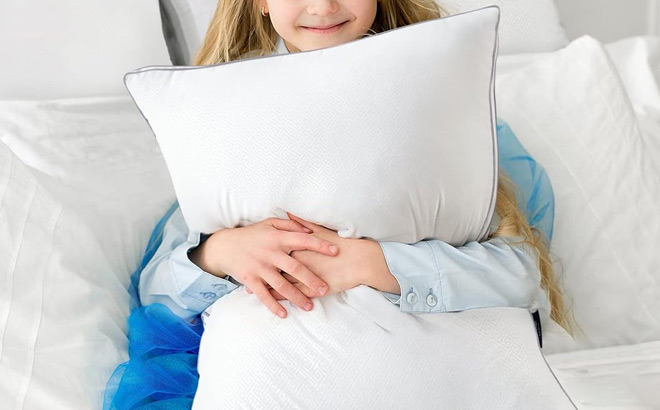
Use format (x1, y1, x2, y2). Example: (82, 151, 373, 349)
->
(302, 21, 347, 33)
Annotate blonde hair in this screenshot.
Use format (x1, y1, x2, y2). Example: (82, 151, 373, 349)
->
(194, 0, 449, 65)
(193, 0, 577, 336)
(492, 172, 578, 336)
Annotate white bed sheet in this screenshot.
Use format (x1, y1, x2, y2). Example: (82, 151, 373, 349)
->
(546, 341, 660, 409)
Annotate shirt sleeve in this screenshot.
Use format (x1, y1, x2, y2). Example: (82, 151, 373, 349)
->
(374, 118, 554, 324)
(376, 232, 550, 322)
(496, 117, 555, 246)
(138, 205, 240, 320)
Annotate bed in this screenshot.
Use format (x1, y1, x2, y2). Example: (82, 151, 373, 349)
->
(1, 0, 659, 409)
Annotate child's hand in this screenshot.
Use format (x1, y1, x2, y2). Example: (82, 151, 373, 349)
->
(251, 212, 377, 301)
(206, 216, 339, 318)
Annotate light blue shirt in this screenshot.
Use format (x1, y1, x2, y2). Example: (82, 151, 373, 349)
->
(139, 36, 553, 326)
(138, 204, 551, 319)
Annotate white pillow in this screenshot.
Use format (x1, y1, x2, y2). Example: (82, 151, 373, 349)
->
(604, 37, 660, 183)
(0, 140, 128, 409)
(0, 0, 171, 100)
(0, 96, 175, 408)
(193, 285, 576, 409)
(124, 7, 500, 245)
(495, 35, 660, 353)
(444, 0, 569, 54)
(160, 0, 568, 64)
(605, 36, 660, 114)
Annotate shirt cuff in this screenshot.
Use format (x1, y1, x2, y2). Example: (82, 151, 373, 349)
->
(377, 241, 446, 313)
(169, 232, 240, 313)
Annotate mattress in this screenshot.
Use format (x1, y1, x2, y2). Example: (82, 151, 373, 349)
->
(546, 341, 660, 409)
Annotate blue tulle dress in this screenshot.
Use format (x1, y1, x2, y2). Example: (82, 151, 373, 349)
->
(103, 201, 203, 410)
(102, 118, 555, 409)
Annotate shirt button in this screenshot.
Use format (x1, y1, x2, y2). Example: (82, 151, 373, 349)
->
(200, 291, 217, 300)
(426, 293, 438, 307)
(212, 283, 227, 290)
(406, 291, 418, 304)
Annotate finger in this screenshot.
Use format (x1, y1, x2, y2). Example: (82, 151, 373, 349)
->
(269, 288, 284, 300)
(246, 286, 253, 294)
(262, 267, 315, 312)
(269, 217, 312, 233)
(286, 212, 318, 232)
(280, 271, 299, 284)
(272, 270, 298, 283)
(273, 271, 316, 297)
(270, 282, 317, 301)
(247, 277, 291, 319)
(284, 231, 339, 256)
(274, 253, 328, 296)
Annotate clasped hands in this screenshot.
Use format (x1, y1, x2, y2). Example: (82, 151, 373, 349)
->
(245, 212, 386, 303)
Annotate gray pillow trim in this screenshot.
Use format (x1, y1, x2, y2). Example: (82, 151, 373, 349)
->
(478, 5, 500, 243)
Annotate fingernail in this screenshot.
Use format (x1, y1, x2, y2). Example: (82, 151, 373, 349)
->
(304, 302, 313, 311)
(278, 310, 286, 318)
(329, 245, 338, 253)
(318, 286, 327, 296)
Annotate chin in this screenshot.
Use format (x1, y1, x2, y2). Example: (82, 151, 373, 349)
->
(310, 38, 350, 50)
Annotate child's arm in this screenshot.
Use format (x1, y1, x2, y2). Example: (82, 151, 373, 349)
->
(363, 117, 553, 324)
(368, 235, 550, 320)
(138, 205, 240, 321)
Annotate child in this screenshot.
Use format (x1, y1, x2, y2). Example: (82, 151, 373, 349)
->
(138, 0, 575, 338)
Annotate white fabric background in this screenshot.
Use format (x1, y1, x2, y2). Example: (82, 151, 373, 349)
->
(0, 97, 175, 409)
(0, 0, 171, 100)
(496, 35, 660, 353)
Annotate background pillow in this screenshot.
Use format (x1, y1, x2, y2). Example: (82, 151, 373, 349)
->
(0, 96, 175, 408)
(0, 0, 171, 100)
(124, 7, 501, 246)
(0, 139, 130, 410)
(605, 37, 660, 187)
(159, 0, 568, 65)
(444, 0, 569, 54)
(495, 35, 660, 353)
(159, 0, 218, 66)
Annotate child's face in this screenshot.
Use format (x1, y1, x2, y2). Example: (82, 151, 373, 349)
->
(263, 0, 378, 53)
